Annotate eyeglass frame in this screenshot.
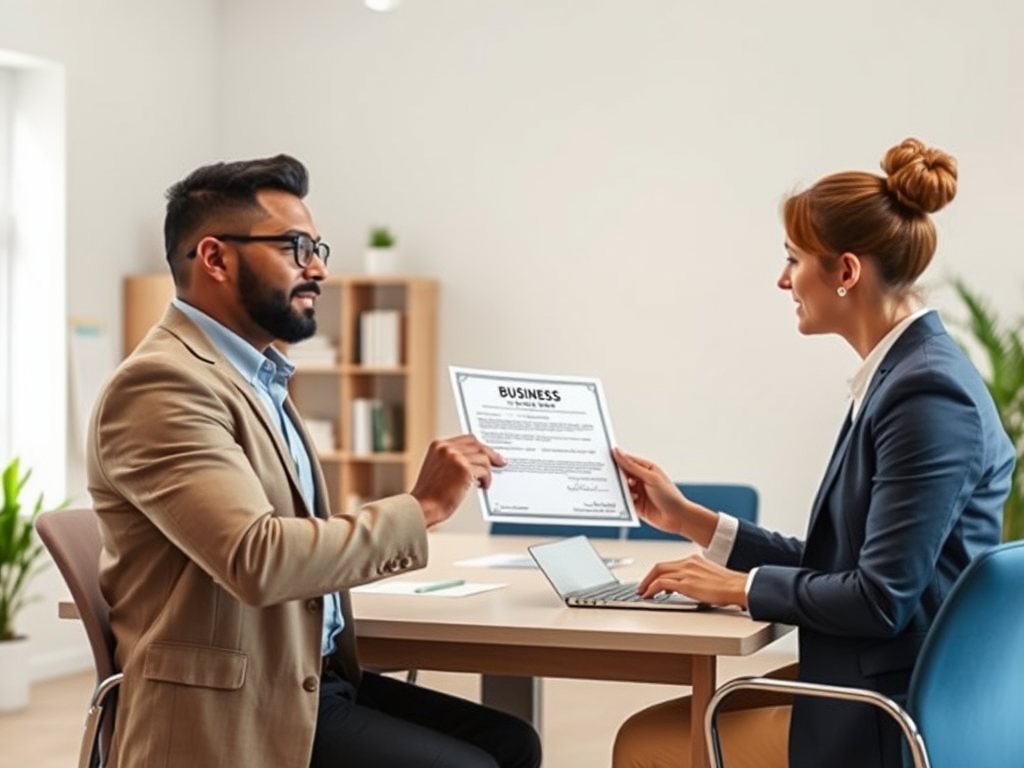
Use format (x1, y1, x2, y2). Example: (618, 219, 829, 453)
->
(186, 232, 330, 268)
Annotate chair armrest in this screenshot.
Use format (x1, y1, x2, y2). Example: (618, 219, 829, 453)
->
(715, 662, 799, 712)
(702, 676, 931, 768)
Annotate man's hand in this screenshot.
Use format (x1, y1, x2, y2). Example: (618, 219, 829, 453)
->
(410, 435, 506, 527)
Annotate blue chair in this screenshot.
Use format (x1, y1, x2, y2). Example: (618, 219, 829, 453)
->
(489, 522, 622, 539)
(704, 539, 1024, 768)
(627, 483, 759, 540)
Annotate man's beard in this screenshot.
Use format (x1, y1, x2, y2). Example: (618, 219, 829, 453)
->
(237, 254, 318, 343)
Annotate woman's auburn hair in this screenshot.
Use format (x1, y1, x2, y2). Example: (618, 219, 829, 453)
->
(783, 138, 958, 288)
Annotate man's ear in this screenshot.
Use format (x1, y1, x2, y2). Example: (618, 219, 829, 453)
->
(194, 237, 230, 283)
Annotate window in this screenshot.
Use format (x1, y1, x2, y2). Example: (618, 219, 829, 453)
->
(0, 68, 12, 460)
(0, 53, 66, 496)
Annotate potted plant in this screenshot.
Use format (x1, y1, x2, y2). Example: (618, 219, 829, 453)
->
(365, 226, 399, 275)
(950, 279, 1024, 541)
(0, 457, 51, 711)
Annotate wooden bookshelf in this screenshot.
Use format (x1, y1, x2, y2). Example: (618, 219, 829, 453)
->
(122, 272, 438, 514)
(289, 275, 438, 511)
(122, 273, 176, 356)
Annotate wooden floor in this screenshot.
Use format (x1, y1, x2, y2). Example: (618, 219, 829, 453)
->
(1, 651, 794, 767)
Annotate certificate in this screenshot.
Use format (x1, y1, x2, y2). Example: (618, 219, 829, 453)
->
(449, 366, 638, 528)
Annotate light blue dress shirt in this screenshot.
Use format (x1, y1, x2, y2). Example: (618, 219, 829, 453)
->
(172, 299, 344, 656)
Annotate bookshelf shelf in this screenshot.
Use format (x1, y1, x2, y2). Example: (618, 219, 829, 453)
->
(341, 365, 409, 375)
(342, 452, 411, 463)
(291, 364, 346, 375)
(316, 451, 410, 463)
(289, 364, 412, 375)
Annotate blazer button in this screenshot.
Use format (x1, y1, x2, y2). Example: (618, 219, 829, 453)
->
(302, 676, 319, 692)
(306, 599, 320, 612)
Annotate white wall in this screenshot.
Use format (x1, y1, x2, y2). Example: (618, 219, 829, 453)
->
(219, 0, 1024, 539)
(0, 0, 222, 679)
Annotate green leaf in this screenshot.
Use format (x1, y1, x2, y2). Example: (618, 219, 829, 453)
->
(368, 226, 396, 248)
(0, 457, 61, 639)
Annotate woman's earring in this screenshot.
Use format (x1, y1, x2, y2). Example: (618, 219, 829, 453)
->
(836, 286, 847, 297)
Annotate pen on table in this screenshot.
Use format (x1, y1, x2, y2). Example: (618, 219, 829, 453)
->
(414, 579, 466, 594)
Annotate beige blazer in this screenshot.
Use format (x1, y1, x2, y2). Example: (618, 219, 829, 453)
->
(87, 305, 428, 768)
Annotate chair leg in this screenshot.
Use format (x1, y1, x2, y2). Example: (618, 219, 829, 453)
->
(80, 673, 122, 768)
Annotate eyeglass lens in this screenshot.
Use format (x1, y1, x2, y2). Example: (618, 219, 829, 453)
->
(296, 234, 330, 266)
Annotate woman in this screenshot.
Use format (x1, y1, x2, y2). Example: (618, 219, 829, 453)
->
(611, 138, 1014, 768)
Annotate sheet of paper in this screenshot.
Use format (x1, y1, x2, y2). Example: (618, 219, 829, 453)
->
(449, 366, 638, 528)
(351, 580, 506, 597)
(454, 553, 634, 570)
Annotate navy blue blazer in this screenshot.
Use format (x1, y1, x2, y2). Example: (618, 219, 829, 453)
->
(728, 312, 1014, 768)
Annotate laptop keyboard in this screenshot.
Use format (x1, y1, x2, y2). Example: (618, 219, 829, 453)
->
(577, 583, 673, 603)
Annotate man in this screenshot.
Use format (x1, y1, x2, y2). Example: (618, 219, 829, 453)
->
(87, 154, 541, 768)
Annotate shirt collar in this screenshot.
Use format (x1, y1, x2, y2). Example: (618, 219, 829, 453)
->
(171, 298, 295, 388)
(848, 307, 931, 420)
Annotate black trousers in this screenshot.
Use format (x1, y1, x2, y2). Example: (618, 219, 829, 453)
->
(310, 670, 542, 768)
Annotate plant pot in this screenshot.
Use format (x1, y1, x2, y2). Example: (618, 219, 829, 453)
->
(0, 635, 31, 711)
(364, 247, 399, 275)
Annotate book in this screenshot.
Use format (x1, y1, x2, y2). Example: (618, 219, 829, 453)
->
(287, 334, 338, 367)
(350, 398, 377, 454)
(358, 310, 402, 367)
(304, 418, 336, 454)
(371, 402, 404, 453)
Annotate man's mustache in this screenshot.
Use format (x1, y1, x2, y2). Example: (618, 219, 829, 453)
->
(291, 282, 321, 297)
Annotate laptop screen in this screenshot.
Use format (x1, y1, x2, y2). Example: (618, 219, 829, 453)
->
(528, 535, 619, 596)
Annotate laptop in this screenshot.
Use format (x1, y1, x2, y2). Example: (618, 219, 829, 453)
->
(528, 535, 706, 611)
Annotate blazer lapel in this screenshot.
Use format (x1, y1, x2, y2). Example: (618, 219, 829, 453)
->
(806, 403, 855, 534)
(228, 378, 308, 510)
(284, 398, 331, 518)
(161, 306, 308, 513)
(804, 311, 945, 536)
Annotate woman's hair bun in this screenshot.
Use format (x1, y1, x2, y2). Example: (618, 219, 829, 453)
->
(881, 137, 958, 214)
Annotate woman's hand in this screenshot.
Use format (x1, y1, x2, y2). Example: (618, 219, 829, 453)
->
(612, 447, 720, 546)
(612, 448, 686, 533)
(637, 555, 749, 609)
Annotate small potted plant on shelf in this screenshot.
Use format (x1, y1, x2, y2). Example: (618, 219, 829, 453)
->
(0, 457, 52, 711)
(365, 226, 399, 275)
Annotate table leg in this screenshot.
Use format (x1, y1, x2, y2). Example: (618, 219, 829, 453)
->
(480, 674, 544, 732)
(691, 656, 716, 768)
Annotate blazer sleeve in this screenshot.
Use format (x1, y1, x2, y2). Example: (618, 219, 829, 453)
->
(745, 366, 998, 638)
(90, 351, 428, 607)
(726, 520, 805, 571)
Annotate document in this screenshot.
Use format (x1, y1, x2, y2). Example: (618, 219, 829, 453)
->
(454, 553, 635, 569)
(449, 366, 638, 528)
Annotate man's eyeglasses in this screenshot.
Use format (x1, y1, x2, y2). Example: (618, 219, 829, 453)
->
(188, 233, 331, 268)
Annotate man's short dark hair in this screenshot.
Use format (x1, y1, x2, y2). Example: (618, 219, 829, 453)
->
(164, 154, 309, 283)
